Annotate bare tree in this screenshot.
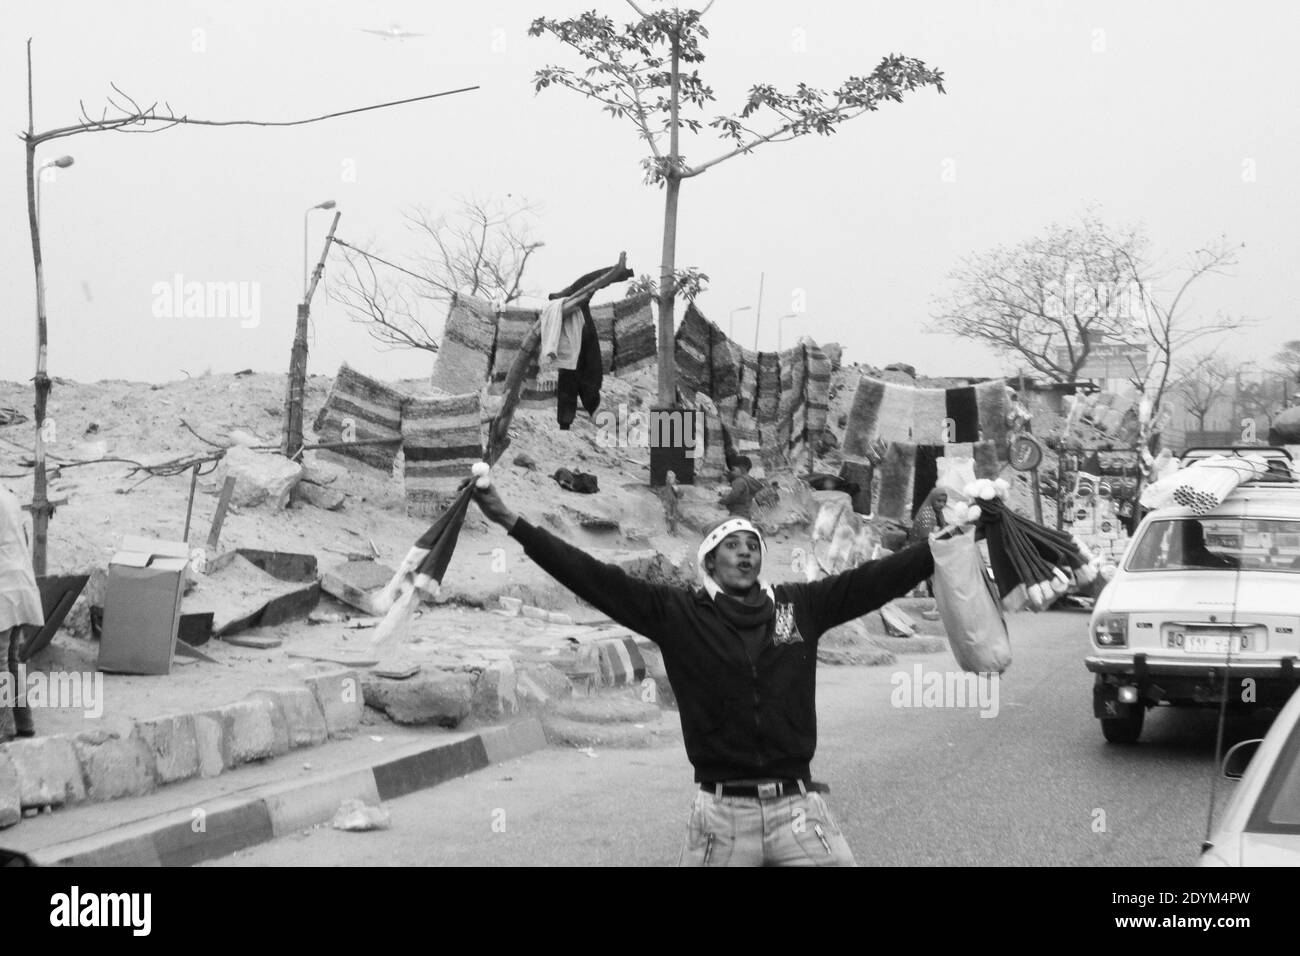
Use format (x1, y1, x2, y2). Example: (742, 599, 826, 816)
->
(1173, 350, 1236, 431)
(530, 4, 945, 406)
(18, 37, 475, 573)
(1109, 236, 1244, 419)
(929, 213, 1147, 382)
(1274, 340, 1300, 388)
(330, 197, 544, 354)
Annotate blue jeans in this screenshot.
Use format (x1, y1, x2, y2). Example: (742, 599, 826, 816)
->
(677, 787, 857, 867)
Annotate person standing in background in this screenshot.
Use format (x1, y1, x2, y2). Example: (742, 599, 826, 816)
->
(0, 486, 43, 740)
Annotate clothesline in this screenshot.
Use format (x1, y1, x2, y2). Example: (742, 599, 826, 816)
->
(332, 237, 437, 286)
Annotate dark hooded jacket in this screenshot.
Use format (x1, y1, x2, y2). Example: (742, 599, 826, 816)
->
(509, 518, 934, 782)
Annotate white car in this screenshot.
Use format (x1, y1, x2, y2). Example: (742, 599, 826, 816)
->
(1199, 684, 1300, 866)
(1085, 447, 1300, 744)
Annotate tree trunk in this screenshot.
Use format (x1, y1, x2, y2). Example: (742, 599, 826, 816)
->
(657, 174, 681, 407)
(656, 31, 683, 409)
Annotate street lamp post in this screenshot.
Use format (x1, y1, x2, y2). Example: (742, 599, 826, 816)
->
(27, 154, 74, 576)
(305, 200, 336, 299)
(728, 306, 751, 341)
(36, 155, 73, 223)
(776, 312, 798, 351)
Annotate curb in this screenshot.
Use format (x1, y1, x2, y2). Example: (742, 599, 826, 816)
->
(23, 718, 547, 867)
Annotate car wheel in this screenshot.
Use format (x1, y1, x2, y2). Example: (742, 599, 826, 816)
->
(1101, 707, 1145, 744)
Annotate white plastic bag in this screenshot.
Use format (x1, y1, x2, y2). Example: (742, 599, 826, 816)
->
(930, 530, 1012, 674)
(936, 456, 977, 502)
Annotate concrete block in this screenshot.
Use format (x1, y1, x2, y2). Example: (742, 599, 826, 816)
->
(514, 662, 574, 708)
(292, 482, 346, 511)
(134, 714, 201, 785)
(249, 686, 328, 748)
(362, 668, 474, 727)
(321, 560, 396, 616)
(2, 736, 87, 809)
(303, 668, 363, 737)
(72, 726, 158, 802)
(212, 445, 302, 508)
(216, 697, 290, 767)
(0, 750, 20, 828)
(193, 712, 226, 778)
(471, 659, 518, 721)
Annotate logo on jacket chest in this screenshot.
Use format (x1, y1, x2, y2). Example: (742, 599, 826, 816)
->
(773, 603, 804, 645)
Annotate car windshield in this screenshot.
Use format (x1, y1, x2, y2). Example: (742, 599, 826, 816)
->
(1126, 518, 1300, 573)
(1248, 714, 1300, 835)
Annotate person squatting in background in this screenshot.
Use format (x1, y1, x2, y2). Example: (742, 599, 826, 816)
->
(0, 486, 43, 740)
(720, 455, 765, 519)
(470, 473, 936, 866)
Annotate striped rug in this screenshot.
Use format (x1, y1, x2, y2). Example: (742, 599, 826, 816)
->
(401, 392, 484, 515)
(431, 295, 497, 396)
(312, 363, 405, 471)
(610, 293, 657, 373)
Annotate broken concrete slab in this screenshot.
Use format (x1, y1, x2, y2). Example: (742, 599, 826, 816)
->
(361, 668, 474, 727)
(223, 633, 284, 649)
(372, 661, 420, 680)
(321, 559, 397, 616)
(210, 445, 303, 509)
(2, 736, 87, 810)
(185, 554, 321, 638)
(134, 713, 201, 785)
(209, 548, 318, 582)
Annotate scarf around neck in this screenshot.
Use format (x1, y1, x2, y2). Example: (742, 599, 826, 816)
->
(698, 517, 776, 629)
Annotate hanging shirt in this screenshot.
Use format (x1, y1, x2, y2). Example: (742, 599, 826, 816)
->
(538, 299, 583, 371)
(0, 487, 44, 631)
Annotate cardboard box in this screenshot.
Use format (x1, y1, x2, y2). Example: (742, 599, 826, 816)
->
(99, 536, 191, 675)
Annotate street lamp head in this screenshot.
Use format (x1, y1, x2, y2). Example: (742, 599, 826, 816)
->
(53, 156, 74, 169)
(315, 200, 337, 210)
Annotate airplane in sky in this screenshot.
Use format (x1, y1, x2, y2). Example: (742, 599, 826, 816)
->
(358, 22, 428, 41)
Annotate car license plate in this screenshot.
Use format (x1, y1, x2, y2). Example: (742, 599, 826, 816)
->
(1179, 632, 1238, 654)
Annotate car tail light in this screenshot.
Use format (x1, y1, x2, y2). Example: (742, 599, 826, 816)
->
(1094, 613, 1129, 647)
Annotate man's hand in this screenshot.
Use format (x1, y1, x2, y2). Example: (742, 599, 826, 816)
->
(471, 480, 518, 531)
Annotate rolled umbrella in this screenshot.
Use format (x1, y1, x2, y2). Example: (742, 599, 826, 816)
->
(370, 255, 631, 655)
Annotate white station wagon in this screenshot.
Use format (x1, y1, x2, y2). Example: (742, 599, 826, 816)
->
(1086, 447, 1300, 743)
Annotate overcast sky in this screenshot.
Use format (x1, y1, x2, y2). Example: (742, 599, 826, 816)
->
(3, 0, 1297, 387)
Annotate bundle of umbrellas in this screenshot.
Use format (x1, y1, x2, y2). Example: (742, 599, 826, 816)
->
(942, 478, 1098, 612)
(1140, 454, 1270, 515)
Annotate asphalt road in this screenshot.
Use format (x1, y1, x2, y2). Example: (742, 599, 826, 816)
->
(211, 609, 1277, 866)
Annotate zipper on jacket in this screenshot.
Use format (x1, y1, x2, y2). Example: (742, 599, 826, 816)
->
(814, 824, 832, 855)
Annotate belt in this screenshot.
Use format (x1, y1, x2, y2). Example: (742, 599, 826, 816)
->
(700, 779, 829, 799)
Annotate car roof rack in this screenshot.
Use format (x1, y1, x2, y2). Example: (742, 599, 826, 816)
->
(1179, 446, 1297, 483)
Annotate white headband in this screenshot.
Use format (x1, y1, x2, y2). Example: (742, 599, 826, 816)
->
(697, 518, 772, 601)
